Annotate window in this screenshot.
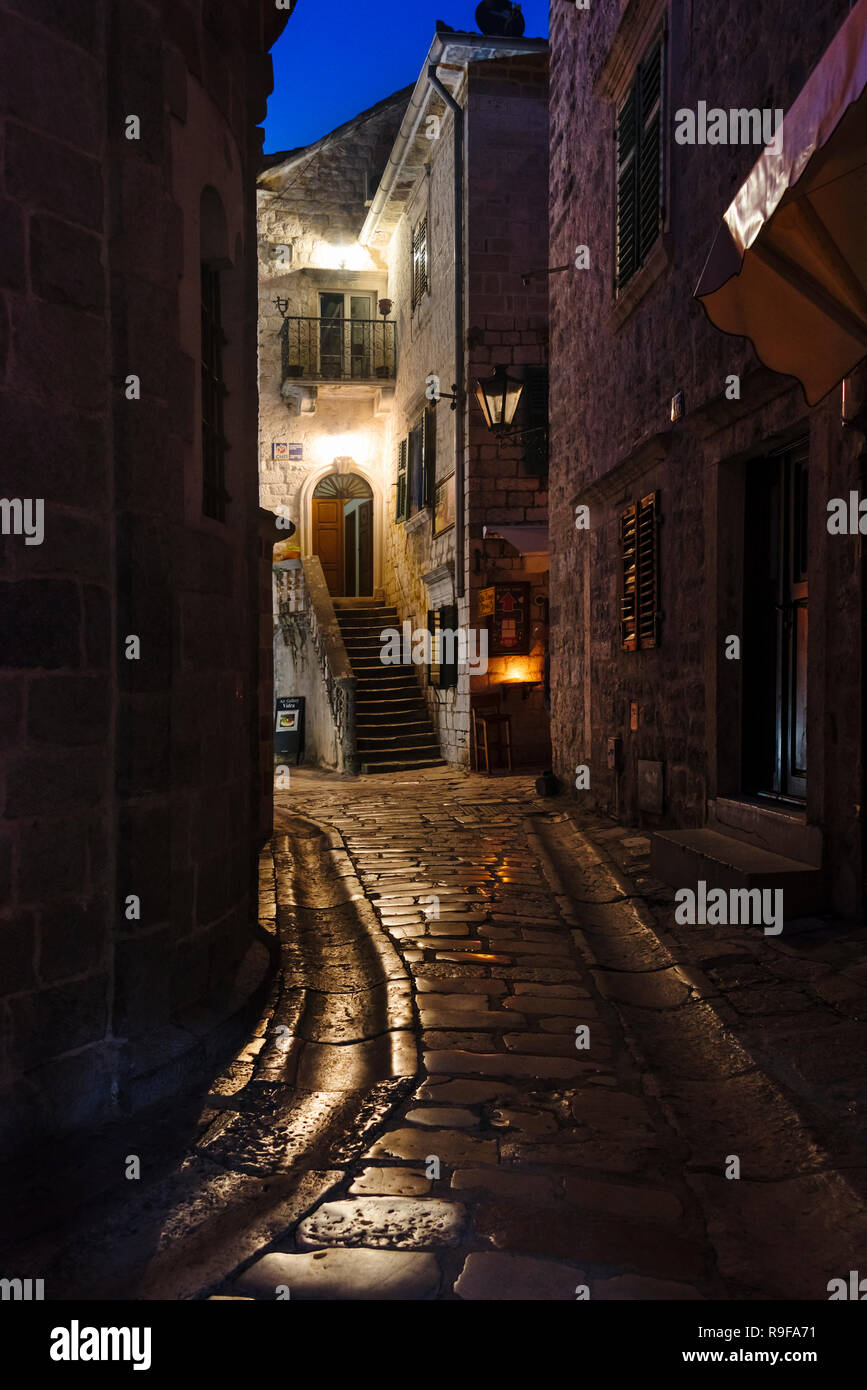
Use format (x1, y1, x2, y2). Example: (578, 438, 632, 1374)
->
(396, 408, 436, 522)
(201, 264, 228, 521)
(616, 35, 665, 292)
(318, 290, 374, 378)
(395, 437, 408, 522)
(412, 215, 430, 310)
(428, 604, 458, 689)
(621, 491, 660, 650)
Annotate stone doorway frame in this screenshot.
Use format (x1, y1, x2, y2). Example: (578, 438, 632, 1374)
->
(299, 456, 384, 595)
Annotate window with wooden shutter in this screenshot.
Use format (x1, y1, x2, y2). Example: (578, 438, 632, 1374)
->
(412, 215, 429, 310)
(428, 604, 458, 689)
(621, 491, 659, 650)
(395, 437, 408, 522)
(409, 416, 425, 515)
(423, 406, 436, 507)
(616, 35, 664, 292)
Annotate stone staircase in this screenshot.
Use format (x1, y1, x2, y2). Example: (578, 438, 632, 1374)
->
(334, 600, 445, 775)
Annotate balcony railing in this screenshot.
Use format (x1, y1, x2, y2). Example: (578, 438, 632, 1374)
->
(279, 316, 396, 384)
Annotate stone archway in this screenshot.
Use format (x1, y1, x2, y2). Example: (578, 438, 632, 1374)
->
(299, 458, 384, 595)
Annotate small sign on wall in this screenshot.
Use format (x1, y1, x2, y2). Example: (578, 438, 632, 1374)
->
(487, 583, 530, 655)
(272, 442, 304, 461)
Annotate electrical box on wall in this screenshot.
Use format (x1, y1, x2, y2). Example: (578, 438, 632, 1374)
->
(606, 736, 622, 771)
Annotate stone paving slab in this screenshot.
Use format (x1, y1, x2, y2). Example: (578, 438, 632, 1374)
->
(236, 1248, 441, 1300)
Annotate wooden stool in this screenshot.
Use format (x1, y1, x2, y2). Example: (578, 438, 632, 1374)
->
(472, 695, 512, 774)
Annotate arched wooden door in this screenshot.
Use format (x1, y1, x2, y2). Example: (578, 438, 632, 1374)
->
(312, 472, 374, 597)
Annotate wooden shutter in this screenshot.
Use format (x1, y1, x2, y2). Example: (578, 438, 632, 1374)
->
(412, 216, 429, 310)
(637, 40, 664, 265)
(423, 406, 436, 507)
(616, 35, 664, 291)
(395, 437, 408, 522)
(636, 491, 659, 647)
(616, 84, 638, 291)
(621, 492, 659, 650)
(620, 503, 638, 650)
(409, 418, 425, 513)
(428, 604, 458, 689)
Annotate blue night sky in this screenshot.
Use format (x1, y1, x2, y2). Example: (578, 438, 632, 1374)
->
(264, 0, 550, 154)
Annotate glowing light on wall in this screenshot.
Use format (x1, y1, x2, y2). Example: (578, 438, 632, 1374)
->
(310, 241, 376, 272)
(312, 432, 373, 468)
(501, 657, 541, 683)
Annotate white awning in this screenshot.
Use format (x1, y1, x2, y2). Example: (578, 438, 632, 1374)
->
(695, 0, 867, 405)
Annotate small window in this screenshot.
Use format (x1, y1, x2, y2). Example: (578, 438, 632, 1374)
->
(428, 604, 458, 689)
(621, 491, 660, 650)
(395, 437, 408, 522)
(398, 408, 436, 521)
(201, 264, 228, 521)
(616, 36, 665, 292)
(412, 215, 430, 310)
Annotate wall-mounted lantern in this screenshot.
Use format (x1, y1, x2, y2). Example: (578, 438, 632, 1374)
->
(475, 365, 525, 434)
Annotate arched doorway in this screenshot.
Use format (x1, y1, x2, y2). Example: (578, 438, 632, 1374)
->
(312, 471, 374, 596)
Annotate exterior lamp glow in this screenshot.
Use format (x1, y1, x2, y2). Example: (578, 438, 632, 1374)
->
(475, 365, 524, 433)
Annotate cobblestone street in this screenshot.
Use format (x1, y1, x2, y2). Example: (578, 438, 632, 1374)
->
(217, 765, 867, 1301)
(6, 765, 867, 1303)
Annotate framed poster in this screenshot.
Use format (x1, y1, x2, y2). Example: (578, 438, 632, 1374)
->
(487, 582, 530, 655)
(434, 474, 455, 535)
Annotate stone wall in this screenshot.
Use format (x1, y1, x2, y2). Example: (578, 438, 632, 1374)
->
(548, 0, 863, 911)
(0, 0, 292, 1153)
(465, 55, 550, 766)
(381, 85, 464, 760)
(379, 53, 551, 769)
(256, 94, 408, 558)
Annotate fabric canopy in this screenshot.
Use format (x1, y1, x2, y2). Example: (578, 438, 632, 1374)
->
(695, 0, 867, 405)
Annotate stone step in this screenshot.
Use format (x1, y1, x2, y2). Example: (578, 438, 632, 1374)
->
(349, 656, 414, 669)
(356, 710, 430, 725)
(357, 718, 432, 735)
(334, 605, 442, 776)
(355, 678, 421, 693)
(650, 828, 826, 918)
(358, 735, 442, 754)
(337, 612, 398, 626)
(360, 756, 447, 774)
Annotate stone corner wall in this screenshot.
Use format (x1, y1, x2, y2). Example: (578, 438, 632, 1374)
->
(0, 0, 290, 1155)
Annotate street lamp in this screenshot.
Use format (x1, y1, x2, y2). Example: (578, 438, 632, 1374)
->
(474, 365, 525, 434)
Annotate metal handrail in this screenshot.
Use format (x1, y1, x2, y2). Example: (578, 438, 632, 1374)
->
(279, 316, 396, 383)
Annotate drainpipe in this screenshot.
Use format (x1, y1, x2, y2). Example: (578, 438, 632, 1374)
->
(427, 63, 466, 600)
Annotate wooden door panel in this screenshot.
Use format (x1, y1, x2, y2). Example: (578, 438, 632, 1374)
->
(357, 500, 373, 595)
(313, 499, 343, 594)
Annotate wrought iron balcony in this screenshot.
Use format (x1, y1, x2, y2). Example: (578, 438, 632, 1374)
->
(279, 316, 396, 384)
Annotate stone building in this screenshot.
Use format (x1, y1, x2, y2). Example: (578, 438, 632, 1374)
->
(548, 0, 866, 916)
(260, 26, 550, 774)
(0, 0, 295, 1153)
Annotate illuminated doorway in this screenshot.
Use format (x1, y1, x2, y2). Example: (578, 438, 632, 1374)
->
(312, 471, 374, 596)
